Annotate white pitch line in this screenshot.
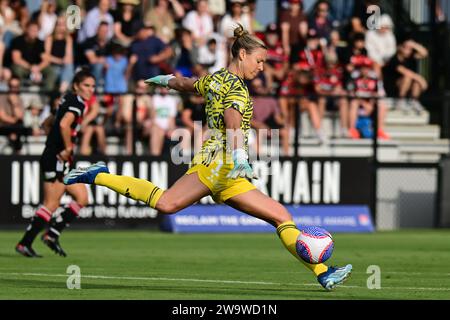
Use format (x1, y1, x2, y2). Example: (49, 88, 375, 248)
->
(0, 272, 449, 292)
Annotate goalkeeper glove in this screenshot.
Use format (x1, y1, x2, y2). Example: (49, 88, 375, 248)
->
(226, 148, 258, 180)
(144, 74, 175, 87)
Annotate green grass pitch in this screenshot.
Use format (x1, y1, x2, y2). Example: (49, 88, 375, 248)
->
(0, 230, 449, 300)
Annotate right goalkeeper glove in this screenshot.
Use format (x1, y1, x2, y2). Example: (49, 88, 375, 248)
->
(144, 74, 175, 87)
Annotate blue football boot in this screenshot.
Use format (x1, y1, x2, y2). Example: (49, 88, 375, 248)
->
(63, 161, 109, 185)
(318, 264, 352, 290)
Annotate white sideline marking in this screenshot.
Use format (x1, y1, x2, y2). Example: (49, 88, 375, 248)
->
(0, 272, 449, 292)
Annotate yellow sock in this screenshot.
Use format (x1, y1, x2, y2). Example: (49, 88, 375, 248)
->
(276, 221, 328, 276)
(94, 173, 164, 208)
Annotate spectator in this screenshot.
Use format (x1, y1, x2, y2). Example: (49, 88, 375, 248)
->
(144, 86, 181, 156)
(279, 68, 325, 143)
(128, 22, 173, 87)
(79, 94, 112, 155)
(250, 77, 289, 156)
(0, 40, 12, 90)
(247, 0, 264, 33)
(145, 0, 185, 44)
(197, 37, 221, 73)
(113, 0, 142, 47)
(10, 0, 29, 31)
(308, 0, 334, 44)
(279, 0, 308, 60)
(170, 27, 198, 77)
(44, 15, 74, 93)
(347, 57, 389, 140)
(82, 21, 113, 88)
(263, 23, 289, 93)
(382, 39, 428, 112)
(10, 21, 57, 91)
(365, 14, 396, 68)
(219, 0, 252, 40)
(77, 0, 114, 43)
(207, 0, 226, 29)
(181, 91, 206, 154)
(23, 96, 44, 136)
(1, 0, 23, 48)
(297, 29, 325, 74)
(0, 75, 25, 152)
(34, 0, 58, 41)
(116, 80, 151, 155)
(314, 52, 349, 138)
(182, 0, 214, 48)
(104, 43, 128, 94)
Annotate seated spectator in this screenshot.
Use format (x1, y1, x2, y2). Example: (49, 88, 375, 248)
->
(347, 57, 389, 140)
(308, 0, 334, 45)
(250, 77, 289, 156)
(314, 52, 349, 138)
(44, 15, 74, 93)
(23, 96, 44, 136)
(104, 43, 128, 94)
(197, 37, 220, 73)
(247, 0, 264, 33)
(219, 0, 252, 40)
(365, 14, 396, 68)
(182, 0, 213, 48)
(170, 27, 198, 77)
(34, 0, 58, 41)
(263, 23, 289, 93)
(143, 87, 181, 156)
(9, 0, 29, 31)
(116, 80, 152, 155)
(129, 22, 173, 87)
(181, 91, 206, 154)
(279, 67, 325, 143)
(0, 75, 25, 152)
(0, 0, 23, 48)
(0, 40, 12, 90)
(279, 0, 308, 61)
(77, 0, 114, 43)
(10, 21, 57, 91)
(82, 21, 113, 88)
(144, 0, 185, 44)
(113, 0, 142, 47)
(382, 39, 428, 112)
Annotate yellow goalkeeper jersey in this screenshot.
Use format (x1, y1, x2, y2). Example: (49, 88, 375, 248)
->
(193, 68, 253, 165)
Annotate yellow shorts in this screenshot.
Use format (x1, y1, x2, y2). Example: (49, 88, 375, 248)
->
(185, 153, 256, 204)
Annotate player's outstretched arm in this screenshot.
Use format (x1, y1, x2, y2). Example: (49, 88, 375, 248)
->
(144, 74, 197, 93)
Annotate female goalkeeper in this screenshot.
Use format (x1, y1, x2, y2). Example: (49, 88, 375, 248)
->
(64, 25, 351, 290)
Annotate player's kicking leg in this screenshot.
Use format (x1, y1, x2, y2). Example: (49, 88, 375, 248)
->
(225, 189, 352, 290)
(63, 161, 211, 214)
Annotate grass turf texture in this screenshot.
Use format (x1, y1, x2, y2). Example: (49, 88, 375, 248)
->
(0, 230, 449, 300)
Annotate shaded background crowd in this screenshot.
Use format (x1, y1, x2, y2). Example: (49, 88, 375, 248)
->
(0, 0, 449, 157)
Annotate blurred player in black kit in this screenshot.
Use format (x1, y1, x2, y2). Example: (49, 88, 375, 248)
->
(15, 69, 96, 257)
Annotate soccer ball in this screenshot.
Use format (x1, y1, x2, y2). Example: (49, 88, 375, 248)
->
(296, 226, 334, 264)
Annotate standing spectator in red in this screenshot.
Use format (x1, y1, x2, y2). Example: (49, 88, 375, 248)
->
(10, 21, 57, 91)
(263, 23, 289, 93)
(279, 67, 325, 143)
(314, 53, 349, 138)
(297, 29, 325, 75)
(280, 0, 308, 61)
(250, 77, 289, 156)
(182, 0, 214, 48)
(347, 57, 389, 140)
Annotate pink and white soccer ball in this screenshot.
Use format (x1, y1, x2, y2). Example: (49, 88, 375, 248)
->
(296, 226, 334, 264)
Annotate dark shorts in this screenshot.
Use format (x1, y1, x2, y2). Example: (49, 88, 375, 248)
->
(40, 148, 73, 183)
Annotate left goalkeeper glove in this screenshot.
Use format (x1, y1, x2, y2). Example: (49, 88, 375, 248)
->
(144, 74, 175, 87)
(226, 148, 258, 180)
